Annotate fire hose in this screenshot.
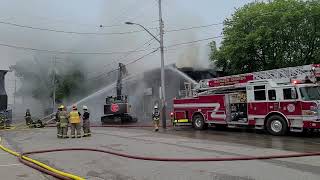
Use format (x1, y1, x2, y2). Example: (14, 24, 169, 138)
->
(0, 137, 84, 180)
(2, 126, 320, 180)
(21, 147, 320, 162)
(2, 138, 320, 180)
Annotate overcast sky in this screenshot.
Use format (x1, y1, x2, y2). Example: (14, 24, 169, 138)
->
(0, 0, 254, 69)
(0, 0, 254, 104)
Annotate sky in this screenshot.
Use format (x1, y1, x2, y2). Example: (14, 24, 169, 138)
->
(0, 0, 254, 106)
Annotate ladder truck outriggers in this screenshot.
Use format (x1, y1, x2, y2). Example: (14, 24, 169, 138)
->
(172, 64, 320, 135)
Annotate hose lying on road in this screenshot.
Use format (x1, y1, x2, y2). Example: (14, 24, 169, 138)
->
(22, 147, 320, 162)
(18, 157, 72, 180)
(0, 137, 84, 180)
(46, 124, 173, 128)
(3, 126, 320, 179)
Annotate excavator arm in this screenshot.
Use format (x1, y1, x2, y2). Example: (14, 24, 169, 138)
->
(116, 63, 128, 101)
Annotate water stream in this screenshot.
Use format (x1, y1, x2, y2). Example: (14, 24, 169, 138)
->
(167, 66, 198, 85)
(58, 66, 197, 122)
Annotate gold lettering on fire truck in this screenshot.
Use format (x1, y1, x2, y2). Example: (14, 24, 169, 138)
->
(213, 76, 248, 86)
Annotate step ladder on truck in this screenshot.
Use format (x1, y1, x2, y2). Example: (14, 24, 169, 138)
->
(171, 64, 320, 135)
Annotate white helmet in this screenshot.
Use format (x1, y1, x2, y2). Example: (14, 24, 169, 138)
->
(154, 105, 158, 109)
(83, 105, 88, 110)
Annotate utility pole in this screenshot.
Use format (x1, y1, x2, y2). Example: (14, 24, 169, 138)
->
(124, 0, 167, 129)
(52, 57, 56, 112)
(158, 0, 166, 129)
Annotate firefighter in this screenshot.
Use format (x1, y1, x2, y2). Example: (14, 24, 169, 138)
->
(55, 106, 63, 138)
(59, 106, 69, 138)
(0, 112, 5, 129)
(82, 105, 91, 137)
(69, 105, 81, 138)
(25, 109, 32, 126)
(152, 105, 160, 131)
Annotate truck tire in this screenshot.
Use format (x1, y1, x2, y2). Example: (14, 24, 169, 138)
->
(266, 115, 288, 136)
(192, 114, 206, 130)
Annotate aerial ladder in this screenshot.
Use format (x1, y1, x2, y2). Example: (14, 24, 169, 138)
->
(196, 64, 320, 91)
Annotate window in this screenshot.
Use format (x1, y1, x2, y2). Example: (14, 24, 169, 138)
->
(283, 88, 297, 100)
(268, 90, 276, 100)
(254, 85, 265, 90)
(300, 86, 320, 100)
(254, 85, 266, 100)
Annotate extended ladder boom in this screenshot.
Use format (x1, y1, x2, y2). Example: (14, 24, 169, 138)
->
(197, 64, 320, 90)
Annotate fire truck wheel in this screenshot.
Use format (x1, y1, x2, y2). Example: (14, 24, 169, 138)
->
(192, 114, 206, 130)
(266, 115, 288, 136)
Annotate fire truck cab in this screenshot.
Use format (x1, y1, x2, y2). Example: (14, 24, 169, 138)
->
(172, 64, 320, 135)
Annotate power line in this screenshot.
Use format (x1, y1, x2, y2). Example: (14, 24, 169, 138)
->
(88, 48, 159, 81)
(126, 48, 159, 66)
(87, 37, 157, 78)
(2, 14, 123, 28)
(86, 36, 220, 81)
(0, 20, 158, 35)
(0, 35, 221, 55)
(0, 19, 223, 35)
(166, 36, 223, 49)
(91, 36, 223, 79)
(165, 23, 223, 32)
(87, 35, 219, 79)
(0, 42, 157, 55)
(90, 47, 159, 80)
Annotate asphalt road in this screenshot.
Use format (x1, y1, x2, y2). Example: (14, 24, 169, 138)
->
(1, 126, 320, 180)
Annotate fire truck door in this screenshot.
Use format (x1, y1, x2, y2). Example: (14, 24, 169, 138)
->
(267, 89, 280, 112)
(247, 85, 268, 118)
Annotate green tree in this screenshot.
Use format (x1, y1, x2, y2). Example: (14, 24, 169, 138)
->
(211, 0, 320, 75)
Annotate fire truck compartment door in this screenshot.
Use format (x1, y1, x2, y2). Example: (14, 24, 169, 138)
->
(175, 111, 187, 120)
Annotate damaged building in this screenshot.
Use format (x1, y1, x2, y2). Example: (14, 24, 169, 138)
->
(122, 64, 217, 121)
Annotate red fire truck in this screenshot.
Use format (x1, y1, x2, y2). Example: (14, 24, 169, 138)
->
(172, 64, 320, 135)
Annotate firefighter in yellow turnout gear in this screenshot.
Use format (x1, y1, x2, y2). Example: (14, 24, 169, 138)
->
(58, 106, 69, 138)
(0, 112, 6, 129)
(69, 105, 81, 138)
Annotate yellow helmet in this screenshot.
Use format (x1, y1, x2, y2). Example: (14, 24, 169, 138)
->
(59, 105, 65, 109)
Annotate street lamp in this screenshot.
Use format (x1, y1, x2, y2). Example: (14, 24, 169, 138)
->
(125, 22, 160, 43)
(125, 21, 167, 129)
